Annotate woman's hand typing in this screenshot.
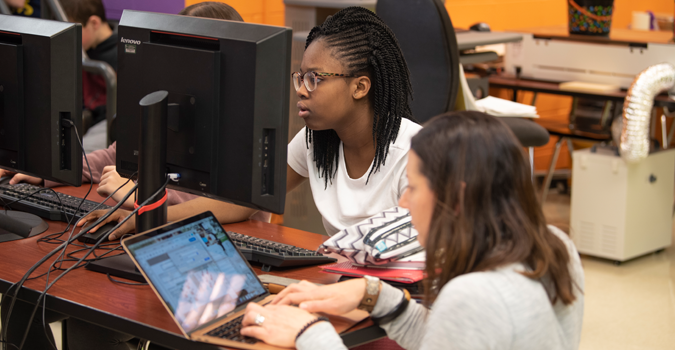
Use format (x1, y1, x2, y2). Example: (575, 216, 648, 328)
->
(240, 302, 321, 348)
(272, 278, 366, 315)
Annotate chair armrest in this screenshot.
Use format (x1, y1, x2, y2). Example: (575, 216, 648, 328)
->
(0, 1, 11, 15)
(459, 51, 499, 65)
(82, 53, 117, 146)
(501, 117, 550, 148)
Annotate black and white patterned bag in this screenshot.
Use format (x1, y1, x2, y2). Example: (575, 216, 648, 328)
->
(318, 207, 424, 265)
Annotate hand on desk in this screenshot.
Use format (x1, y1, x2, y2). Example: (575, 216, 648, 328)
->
(272, 279, 366, 316)
(97, 166, 135, 209)
(240, 302, 323, 348)
(77, 208, 135, 240)
(0, 169, 43, 186)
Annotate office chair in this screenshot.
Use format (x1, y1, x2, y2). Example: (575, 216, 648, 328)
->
(0, 1, 10, 14)
(376, 0, 459, 121)
(376, 0, 549, 179)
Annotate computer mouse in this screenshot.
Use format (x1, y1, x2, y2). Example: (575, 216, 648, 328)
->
(0, 176, 12, 186)
(78, 222, 118, 244)
(469, 22, 491, 32)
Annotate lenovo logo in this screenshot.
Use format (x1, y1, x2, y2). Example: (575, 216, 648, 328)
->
(121, 37, 141, 45)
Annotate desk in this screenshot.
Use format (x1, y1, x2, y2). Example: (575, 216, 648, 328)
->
(455, 31, 522, 51)
(518, 26, 674, 45)
(502, 26, 675, 89)
(489, 74, 675, 110)
(0, 185, 383, 349)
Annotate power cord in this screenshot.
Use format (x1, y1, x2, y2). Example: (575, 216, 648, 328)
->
(0, 180, 135, 350)
(16, 175, 170, 350)
(0, 172, 137, 350)
(0, 180, 140, 350)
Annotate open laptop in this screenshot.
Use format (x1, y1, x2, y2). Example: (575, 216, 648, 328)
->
(122, 211, 367, 349)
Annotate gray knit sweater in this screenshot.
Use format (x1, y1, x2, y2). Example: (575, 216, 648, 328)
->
(296, 226, 584, 350)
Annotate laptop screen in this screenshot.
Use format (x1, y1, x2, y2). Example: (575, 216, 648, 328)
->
(124, 213, 268, 334)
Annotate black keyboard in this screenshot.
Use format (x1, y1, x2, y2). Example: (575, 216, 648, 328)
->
(206, 315, 257, 344)
(0, 183, 111, 222)
(228, 231, 337, 271)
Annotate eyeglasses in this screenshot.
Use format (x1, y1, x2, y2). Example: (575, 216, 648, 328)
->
(291, 71, 356, 92)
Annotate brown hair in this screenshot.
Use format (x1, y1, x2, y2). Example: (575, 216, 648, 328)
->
(411, 111, 576, 307)
(60, 0, 107, 25)
(179, 2, 244, 22)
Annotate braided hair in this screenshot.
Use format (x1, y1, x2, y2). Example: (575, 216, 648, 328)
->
(304, 6, 415, 187)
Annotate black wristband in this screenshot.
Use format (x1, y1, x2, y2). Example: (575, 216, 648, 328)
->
(370, 291, 410, 325)
(295, 316, 329, 342)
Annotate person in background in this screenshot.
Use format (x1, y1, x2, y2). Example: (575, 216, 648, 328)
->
(3, 0, 40, 17)
(239, 111, 585, 350)
(179, 0, 243, 20)
(0, 4, 251, 350)
(61, 0, 117, 131)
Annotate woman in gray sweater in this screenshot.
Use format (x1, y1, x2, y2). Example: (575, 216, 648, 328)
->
(240, 111, 585, 350)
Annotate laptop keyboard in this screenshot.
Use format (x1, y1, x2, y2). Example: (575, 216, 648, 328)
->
(206, 314, 257, 344)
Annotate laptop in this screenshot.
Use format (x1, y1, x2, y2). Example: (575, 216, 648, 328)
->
(121, 211, 367, 349)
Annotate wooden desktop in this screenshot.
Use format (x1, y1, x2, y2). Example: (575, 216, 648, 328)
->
(0, 185, 383, 349)
(514, 25, 674, 45)
(489, 73, 675, 109)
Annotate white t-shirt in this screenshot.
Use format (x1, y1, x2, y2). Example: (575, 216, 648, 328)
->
(287, 118, 422, 235)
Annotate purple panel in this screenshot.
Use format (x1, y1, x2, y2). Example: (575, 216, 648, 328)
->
(103, 0, 185, 21)
(132, 0, 184, 16)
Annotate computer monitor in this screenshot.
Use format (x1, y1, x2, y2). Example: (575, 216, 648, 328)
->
(0, 15, 83, 241)
(0, 15, 83, 186)
(115, 10, 291, 215)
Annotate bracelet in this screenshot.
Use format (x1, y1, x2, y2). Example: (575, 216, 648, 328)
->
(357, 276, 381, 313)
(295, 316, 329, 342)
(370, 288, 411, 325)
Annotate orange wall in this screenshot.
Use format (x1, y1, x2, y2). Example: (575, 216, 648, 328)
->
(184, 0, 284, 26)
(612, 0, 673, 29)
(444, 0, 674, 31)
(184, 1, 673, 30)
(444, 0, 567, 31)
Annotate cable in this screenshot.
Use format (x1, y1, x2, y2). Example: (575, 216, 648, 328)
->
(17, 176, 170, 350)
(0, 121, 142, 350)
(40, 120, 93, 350)
(0, 181, 138, 350)
(20, 177, 165, 350)
(38, 168, 136, 246)
(0, 120, 88, 349)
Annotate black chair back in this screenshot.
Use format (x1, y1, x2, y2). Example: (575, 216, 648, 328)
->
(376, 0, 460, 123)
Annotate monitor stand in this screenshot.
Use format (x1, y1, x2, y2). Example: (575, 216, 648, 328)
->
(85, 91, 169, 283)
(85, 254, 145, 282)
(0, 211, 48, 243)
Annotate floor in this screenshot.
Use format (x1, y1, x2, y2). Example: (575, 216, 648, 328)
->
(544, 191, 675, 350)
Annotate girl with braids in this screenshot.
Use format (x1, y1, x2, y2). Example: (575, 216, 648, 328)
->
(286, 6, 420, 234)
(80, 6, 421, 239)
(240, 111, 584, 350)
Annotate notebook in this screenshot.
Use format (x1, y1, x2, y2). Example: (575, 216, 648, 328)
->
(319, 261, 424, 284)
(122, 211, 366, 350)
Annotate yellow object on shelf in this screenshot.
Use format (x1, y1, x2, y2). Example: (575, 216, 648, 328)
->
(559, 81, 621, 94)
